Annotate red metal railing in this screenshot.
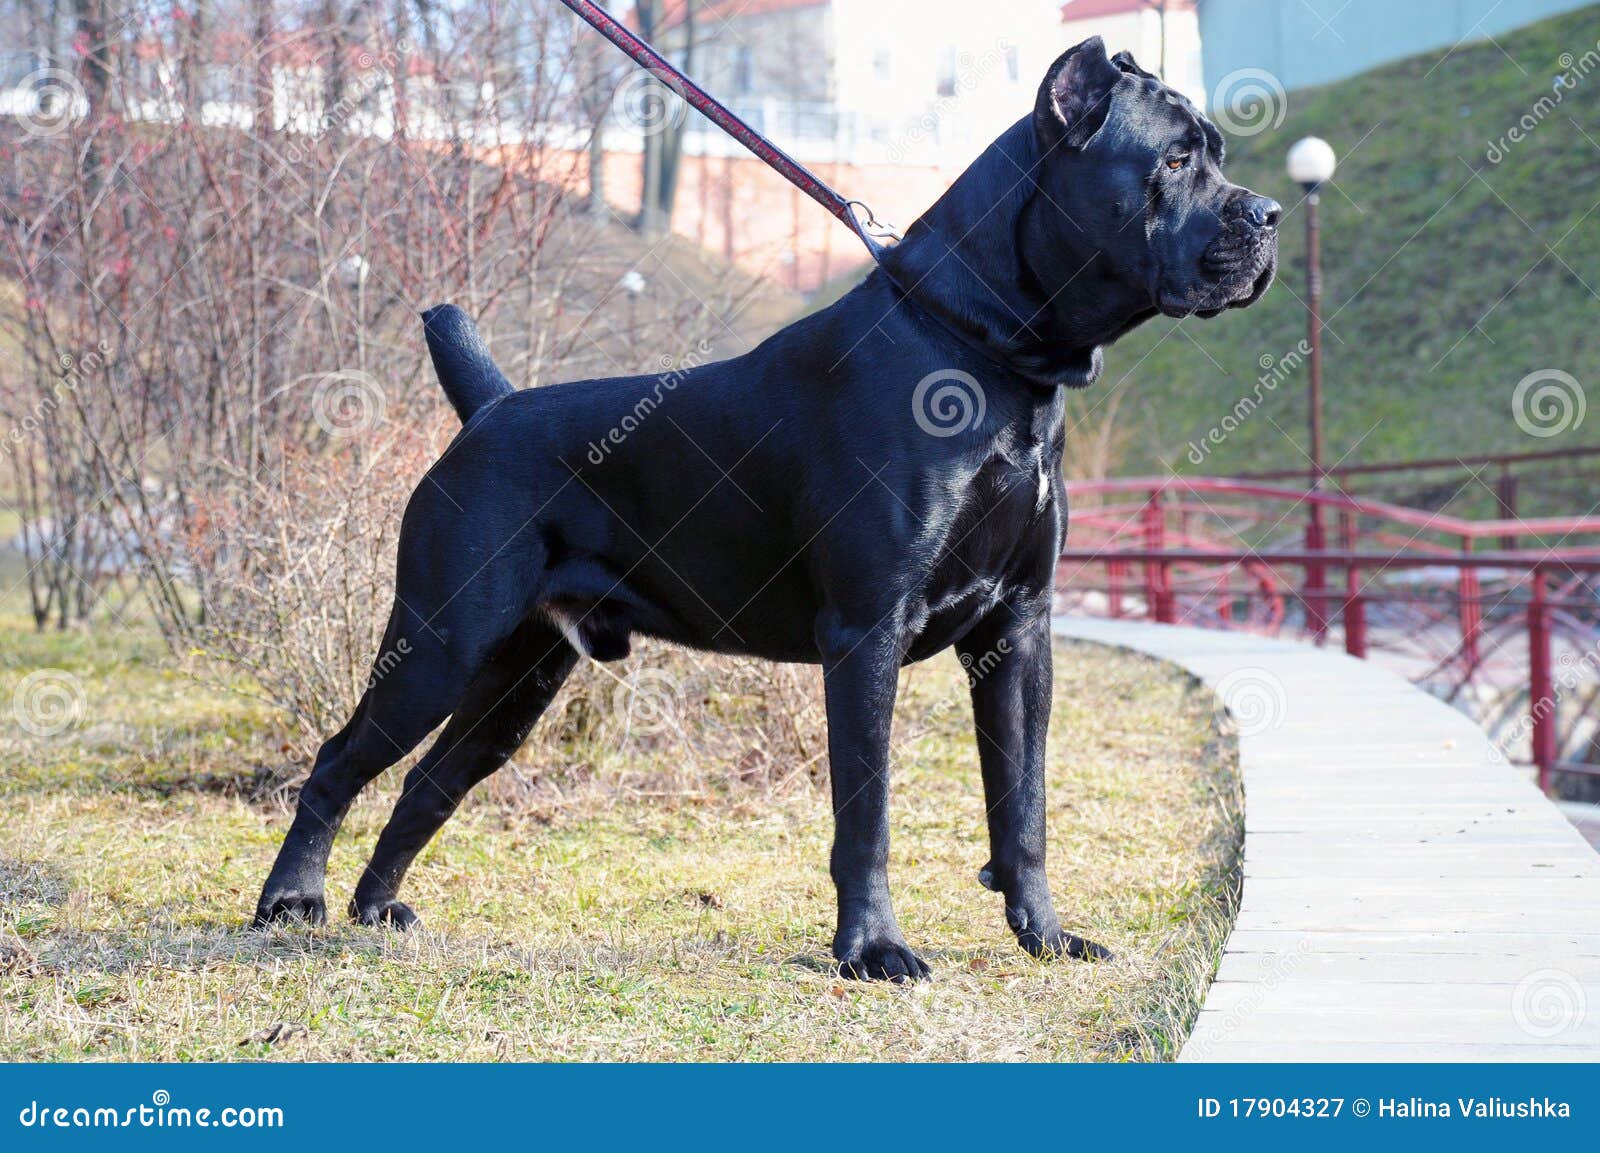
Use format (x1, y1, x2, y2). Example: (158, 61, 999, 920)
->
(1058, 476, 1600, 792)
(1239, 444, 1600, 531)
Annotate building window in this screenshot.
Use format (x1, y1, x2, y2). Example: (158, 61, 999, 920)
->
(733, 45, 754, 95)
(936, 45, 958, 97)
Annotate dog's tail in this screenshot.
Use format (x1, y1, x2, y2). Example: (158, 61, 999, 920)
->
(421, 304, 515, 423)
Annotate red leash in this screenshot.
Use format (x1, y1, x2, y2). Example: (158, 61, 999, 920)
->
(558, 0, 898, 254)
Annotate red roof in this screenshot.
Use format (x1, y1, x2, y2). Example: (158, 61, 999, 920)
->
(1060, 0, 1194, 20)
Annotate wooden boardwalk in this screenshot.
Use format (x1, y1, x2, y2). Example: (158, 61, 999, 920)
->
(1054, 617, 1600, 1062)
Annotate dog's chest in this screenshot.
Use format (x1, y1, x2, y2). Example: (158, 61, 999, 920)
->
(901, 451, 1059, 659)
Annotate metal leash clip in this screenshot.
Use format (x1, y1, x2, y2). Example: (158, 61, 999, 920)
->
(845, 200, 904, 246)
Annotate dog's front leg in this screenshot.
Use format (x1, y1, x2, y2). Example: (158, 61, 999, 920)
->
(817, 612, 931, 982)
(959, 608, 1112, 961)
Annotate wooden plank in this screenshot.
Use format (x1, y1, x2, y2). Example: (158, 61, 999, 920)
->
(1052, 616, 1600, 1064)
(1215, 950, 1600, 984)
(1183, 1008, 1599, 1047)
(1200, 979, 1600, 1017)
(1178, 1040, 1600, 1062)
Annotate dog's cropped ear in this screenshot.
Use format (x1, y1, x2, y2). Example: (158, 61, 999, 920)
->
(1110, 50, 1158, 82)
(1035, 36, 1123, 152)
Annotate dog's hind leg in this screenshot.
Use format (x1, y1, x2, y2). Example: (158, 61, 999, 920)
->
(350, 619, 578, 929)
(252, 606, 489, 927)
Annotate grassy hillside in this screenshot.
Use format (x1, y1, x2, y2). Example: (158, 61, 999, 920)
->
(1100, 4, 1600, 476)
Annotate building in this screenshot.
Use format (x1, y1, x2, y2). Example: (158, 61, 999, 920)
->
(614, 0, 1214, 289)
(1196, 0, 1594, 94)
(1059, 0, 1206, 107)
(650, 0, 1066, 170)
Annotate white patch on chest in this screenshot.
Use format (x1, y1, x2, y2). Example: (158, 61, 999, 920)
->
(1036, 461, 1051, 512)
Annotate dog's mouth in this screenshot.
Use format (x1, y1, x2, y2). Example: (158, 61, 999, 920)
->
(1157, 224, 1278, 319)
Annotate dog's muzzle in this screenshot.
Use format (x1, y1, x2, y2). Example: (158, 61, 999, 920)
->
(1159, 206, 1280, 319)
(1203, 220, 1278, 306)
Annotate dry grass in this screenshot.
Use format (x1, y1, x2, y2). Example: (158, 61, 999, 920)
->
(0, 585, 1240, 1062)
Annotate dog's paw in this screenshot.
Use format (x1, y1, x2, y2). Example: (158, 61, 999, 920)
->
(1017, 926, 1113, 962)
(350, 898, 420, 931)
(252, 891, 327, 928)
(835, 931, 932, 983)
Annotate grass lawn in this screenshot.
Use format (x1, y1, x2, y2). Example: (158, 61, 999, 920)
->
(0, 564, 1239, 1061)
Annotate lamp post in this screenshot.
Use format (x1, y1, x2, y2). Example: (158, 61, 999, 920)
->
(1287, 136, 1336, 641)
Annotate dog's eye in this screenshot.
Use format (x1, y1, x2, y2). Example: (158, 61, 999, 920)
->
(1165, 155, 1190, 171)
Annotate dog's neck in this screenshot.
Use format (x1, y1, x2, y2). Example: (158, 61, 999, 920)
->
(878, 117, 1133, 391)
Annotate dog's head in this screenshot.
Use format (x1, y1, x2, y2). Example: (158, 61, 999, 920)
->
(876, 37, 1279, 387)
(1029, 37, 1279, 323)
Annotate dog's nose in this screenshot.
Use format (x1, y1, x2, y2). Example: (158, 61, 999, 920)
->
(1240, 194, 1281, 230)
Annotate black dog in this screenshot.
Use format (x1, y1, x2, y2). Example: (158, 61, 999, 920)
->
(254, 38, 1278, 981)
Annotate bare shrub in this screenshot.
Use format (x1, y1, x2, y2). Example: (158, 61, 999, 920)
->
(492, 649, 829, 808)
(178, 421, 442, 760)
(1, 0, 798, 800)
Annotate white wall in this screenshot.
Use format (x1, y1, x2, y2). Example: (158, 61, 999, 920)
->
(830, 0, 1065, 167)
(1061, 7, 1208, 108)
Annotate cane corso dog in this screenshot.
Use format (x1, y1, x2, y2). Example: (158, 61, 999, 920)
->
(254, 37, 1278, 980)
